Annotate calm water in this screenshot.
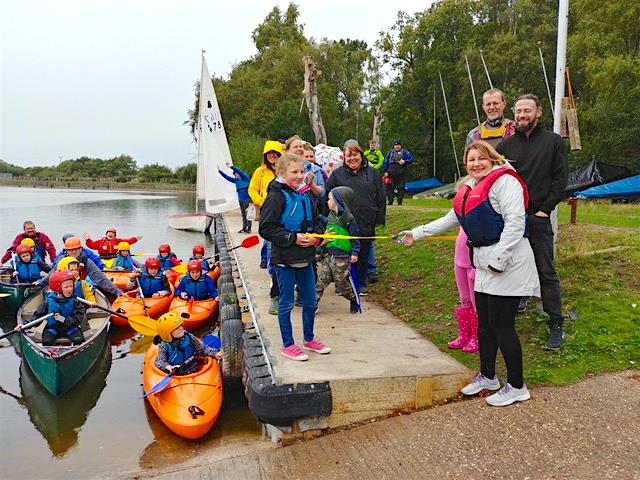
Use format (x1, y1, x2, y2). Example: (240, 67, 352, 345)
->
(0, 187, 262, 479)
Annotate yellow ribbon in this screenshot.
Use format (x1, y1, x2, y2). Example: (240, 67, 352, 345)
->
(308, 233, 457, 241)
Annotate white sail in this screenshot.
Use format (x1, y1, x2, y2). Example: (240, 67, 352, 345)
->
(198, 55, 239, 213)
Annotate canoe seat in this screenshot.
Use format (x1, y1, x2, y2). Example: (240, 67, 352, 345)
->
(53, 338, 73, 346)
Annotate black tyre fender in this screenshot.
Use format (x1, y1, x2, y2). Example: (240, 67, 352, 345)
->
(220, 303, 241, 323)
(218, 282, 236, 294)
(218, 292, 238, 306)
(221, 318, 244, 378)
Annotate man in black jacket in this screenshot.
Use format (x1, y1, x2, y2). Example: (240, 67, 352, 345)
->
(497, 94, 568, 350)
(326, 143, 386, 294)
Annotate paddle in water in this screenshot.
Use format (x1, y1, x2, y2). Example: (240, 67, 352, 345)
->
(141, 356, 195, 398)
(1, 313, 54, 340)
(75, 297, 157, 336)
(171, 235, 260, 274)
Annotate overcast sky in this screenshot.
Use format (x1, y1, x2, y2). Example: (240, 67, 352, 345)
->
(0, 0, 431, 169)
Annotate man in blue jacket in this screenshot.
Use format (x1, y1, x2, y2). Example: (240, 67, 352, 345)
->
(383, 140, 413, 205)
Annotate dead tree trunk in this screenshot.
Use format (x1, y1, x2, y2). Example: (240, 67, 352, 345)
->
(303, 55, 327, 145)
(372, 105, 383, 145)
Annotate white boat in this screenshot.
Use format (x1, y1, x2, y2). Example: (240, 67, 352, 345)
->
(168, 51, 239, 233)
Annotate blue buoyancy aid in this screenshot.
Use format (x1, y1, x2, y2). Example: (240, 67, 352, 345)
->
(280, 189, 313, 233)
(45, 292, 80, 336)
(166, 334, 194, 366)
(114, 254, 136, 270)
(453, 168, 529, 247)
(138, 270, 165, 296)
(16, 259, 41, 282)
(157, 253, 177, 270)
(181, 277, 209, 300)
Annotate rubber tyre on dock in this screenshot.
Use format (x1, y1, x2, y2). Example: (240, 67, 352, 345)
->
(221, 318, 244, 379)
(219, 303, 241, 323)
(218, 282, 236, 294)
(218, 273, 235, 284)
(218, 292, 238, 307)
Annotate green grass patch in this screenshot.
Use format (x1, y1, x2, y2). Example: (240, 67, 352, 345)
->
(370, 200, 640, 386)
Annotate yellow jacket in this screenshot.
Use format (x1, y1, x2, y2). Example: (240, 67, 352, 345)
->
(80, 280, 96, 303)
(248, 140, 282, 207)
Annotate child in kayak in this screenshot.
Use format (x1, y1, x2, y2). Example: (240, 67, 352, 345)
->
(174, 260, 219, 301)
(30, 270, 87, 346)
(12, 244, 50, 283)
(154, 312, 222, 374)
(189, 245, 211, 272)
(219, 162, 252, 233)
(157, 244, 181, 270)
(112, 242, 141, 271)
(84, 227, 142, 259)
(259, 152, 330, 361)
(315, 186, 361, 314)
(127, 257, 171, 298)
(57, 256, 96, 303)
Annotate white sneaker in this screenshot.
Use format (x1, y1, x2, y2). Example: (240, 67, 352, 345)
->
(486, 383, 531, 407)
(461, 372, 501, 395)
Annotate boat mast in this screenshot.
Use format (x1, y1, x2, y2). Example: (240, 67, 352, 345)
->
(195, 50, 206, 214)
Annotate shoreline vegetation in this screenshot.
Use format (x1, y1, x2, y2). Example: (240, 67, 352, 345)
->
(0, 179, 194, 192)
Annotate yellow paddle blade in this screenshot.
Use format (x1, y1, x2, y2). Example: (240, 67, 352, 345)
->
(132, 253, 155, 257)
(171, 263, 188, 274)
(103, 258, 115, 269)
(129, 335, 154, 354)
(128, 315, 157, 336)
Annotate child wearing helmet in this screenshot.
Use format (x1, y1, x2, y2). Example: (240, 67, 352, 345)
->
(154, 312, 222, 374)
(84, 227, 142, 259)
(174, 260, 219, 301)
(12, 244, 51, 283)
(19, 238, 43, 263)
(112, 242, 141, 271)
(189, 244, 210, 272)
(29, 270, 87, 346)
(156, 244, 181, 270)
(57, 256, 96, 303)
(127, 257, 171, 297)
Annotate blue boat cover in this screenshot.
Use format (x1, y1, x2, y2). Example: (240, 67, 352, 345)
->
(405, 177, 444, 193)
(575, 175, 640, 199)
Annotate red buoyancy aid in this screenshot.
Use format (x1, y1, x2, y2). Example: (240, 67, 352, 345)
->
(453, 168, 529, 247)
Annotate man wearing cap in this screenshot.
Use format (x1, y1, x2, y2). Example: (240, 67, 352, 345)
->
(1, 221, 56, 264)
(84, 227, 142, 259)
(383, 141, 413, 205)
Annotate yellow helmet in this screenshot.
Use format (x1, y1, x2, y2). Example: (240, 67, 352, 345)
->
(117, 241, 131, 251)
(57, 256, 79, 271)
(156, 312, 183, 342)
(20, 238, 36, 248)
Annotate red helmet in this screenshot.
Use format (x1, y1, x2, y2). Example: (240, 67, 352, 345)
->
(158, 244, 171, 253)
(187, 259, 202, 272)
(145, 257, 160, 269)
(16, 245, 33, 256)
(192, 244, 205, 255)
(49, 270, 76, 294)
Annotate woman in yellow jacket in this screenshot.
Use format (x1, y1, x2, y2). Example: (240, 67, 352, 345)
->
(250, 140, 283, 312)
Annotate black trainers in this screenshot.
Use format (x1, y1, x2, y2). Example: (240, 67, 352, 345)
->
(350, 300, 359, 314)
(517, 297, 528, 313)
(545, 323, 564, 350)
(367, 272, 379, 284)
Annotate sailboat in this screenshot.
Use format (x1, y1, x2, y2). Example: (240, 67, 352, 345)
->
(168, 51, 239, 232)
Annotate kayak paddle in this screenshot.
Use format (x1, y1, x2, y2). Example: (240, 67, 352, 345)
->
(135, 276, 151, 317)
(1, 313, 54, 340)
(141, 356, 195, 398)
(171, 235, 260, 274)
(75, 297, 157, 336)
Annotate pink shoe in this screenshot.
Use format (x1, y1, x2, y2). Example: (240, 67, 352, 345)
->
(462, 308, 479, 353)
(448, 306, 471, 349)
(303, 338, 331, 354)
(281, 344, 309, 361)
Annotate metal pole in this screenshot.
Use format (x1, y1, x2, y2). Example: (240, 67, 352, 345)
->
(465, 55, 481, 125)
(433, 88, 436, 177)
(539, 47, 554, 115)
(438, 71, 461, 178)
(479, 49, 493, 89)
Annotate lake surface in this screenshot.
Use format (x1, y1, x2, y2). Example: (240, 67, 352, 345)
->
(0, 187, 263, 479)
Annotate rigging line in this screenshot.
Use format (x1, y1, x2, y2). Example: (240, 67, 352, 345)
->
(538, 47, 554, 113)
(438, 71, 461, 178)
(479, 49, 493, 89)
(465, 54, 481, 125)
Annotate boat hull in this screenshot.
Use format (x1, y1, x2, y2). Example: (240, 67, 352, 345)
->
(111, 288, 174, 326)
(17, 290, 111, 396)
(167, 213, 213, 233)
(143, 344, 223, 440)
(0, 270, 39, 312)
(104, 271, 136, 290)
(169, 296, 218, 330)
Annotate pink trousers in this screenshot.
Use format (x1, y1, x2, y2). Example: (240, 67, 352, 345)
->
(454, 228, 476, 310)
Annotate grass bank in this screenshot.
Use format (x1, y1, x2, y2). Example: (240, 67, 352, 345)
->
(370, 198, 640, 386)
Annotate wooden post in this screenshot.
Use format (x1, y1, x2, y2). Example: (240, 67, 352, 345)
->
(372, 105, 383, 145)
(303, 55, 327, 145)
(568, 198, 578, 224)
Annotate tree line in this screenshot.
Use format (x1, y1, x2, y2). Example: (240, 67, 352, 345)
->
(188, 1, 639, 182)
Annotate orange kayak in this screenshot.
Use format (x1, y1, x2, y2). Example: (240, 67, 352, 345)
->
(111, 287, 175, 327)
(143, 344, 223, 440)
(104, 271, 136, 290)
(169, 297, 218, 330)
(171, 266, 221, 288)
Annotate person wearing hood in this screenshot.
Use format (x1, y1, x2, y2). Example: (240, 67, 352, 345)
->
(315, 186, 361, 314)
(326, 143, 386, 295)
(259, 153, 330, 361)
(400, 141, 539, 407)
(249, 140, 283, 271)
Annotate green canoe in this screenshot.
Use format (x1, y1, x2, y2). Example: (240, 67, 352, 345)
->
(0, 268, 42, 312)
(17, 289, 111, 396)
